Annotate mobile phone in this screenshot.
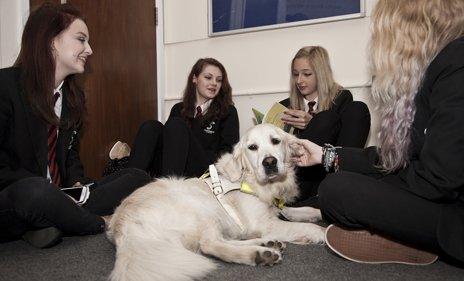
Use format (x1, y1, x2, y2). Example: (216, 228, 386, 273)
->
(61, 183, 94, 205)
(61, 186, 85, 202)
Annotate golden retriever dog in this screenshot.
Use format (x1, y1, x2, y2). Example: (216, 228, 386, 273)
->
(107, 124, 325, 281)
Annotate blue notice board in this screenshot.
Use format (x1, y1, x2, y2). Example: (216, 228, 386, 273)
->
(209, 0, 364, 36)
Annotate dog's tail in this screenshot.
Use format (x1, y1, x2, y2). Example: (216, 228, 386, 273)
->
(109, 235, 216, 281)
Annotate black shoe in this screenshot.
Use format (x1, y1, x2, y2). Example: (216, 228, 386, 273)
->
(102, 156, 129, 176)
(102, 141, 131, 177)
(22, 227, 63, 249)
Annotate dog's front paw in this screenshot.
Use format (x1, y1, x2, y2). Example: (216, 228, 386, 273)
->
(254, 248, 282, 266)
(313, 226, 326, 244)
(261, 240, 287, 252)
(293, 226, 326, 245)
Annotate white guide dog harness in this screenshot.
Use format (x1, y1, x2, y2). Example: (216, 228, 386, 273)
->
(202, 164, 286, 233)
(203, 164, 245, 232)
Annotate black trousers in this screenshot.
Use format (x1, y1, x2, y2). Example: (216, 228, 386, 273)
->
(128, 120, 164, 176)
(293, 102, 371, 205)
(318, 171, 442, 253)
(0, 168, 150, 242)
(129, 118, 210, 178)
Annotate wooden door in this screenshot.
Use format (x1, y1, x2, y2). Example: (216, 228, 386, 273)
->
(29, 0, 157, 179)
(30, 0, 60, 9)
(67, 0, 158, 179)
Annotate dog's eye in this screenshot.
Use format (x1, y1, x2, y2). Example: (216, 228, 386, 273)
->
(248, 144, 258, 151)
(271, 138, 281, 145)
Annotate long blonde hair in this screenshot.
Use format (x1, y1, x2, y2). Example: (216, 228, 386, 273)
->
(289, 46, 342, 111)
(370, 0, 464, 172)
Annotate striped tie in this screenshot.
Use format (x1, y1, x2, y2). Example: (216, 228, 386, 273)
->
(307, 101, 316, 116)
(195, 106, 203, 118)
(48, 92, 61, 187)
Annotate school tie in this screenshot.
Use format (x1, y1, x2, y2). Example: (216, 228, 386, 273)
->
(307, 101, 316, 116)
(48, 92, 61, 187)
(195, 106, 203, 118)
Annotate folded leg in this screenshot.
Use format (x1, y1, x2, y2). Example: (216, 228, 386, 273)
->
(199, 228, 282, 266)
(264, 219, 325, 245)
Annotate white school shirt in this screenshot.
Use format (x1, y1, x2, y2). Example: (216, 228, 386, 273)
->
(195, 99, 213, 118)
(304, 96, 318, 112)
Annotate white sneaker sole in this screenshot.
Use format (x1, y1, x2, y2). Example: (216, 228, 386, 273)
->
(325, 224, 438, 265)
(109, 141, 131, 160)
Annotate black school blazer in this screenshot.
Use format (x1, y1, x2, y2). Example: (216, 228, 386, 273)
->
(0, 67, 86, 190)
(168, 102, 240, 164)
(337, 37, 464, 263)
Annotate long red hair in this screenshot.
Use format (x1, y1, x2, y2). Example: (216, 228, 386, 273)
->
(14, 2, 86, 129)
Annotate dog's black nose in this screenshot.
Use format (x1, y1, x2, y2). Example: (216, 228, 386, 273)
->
(262, 156, 277, 170)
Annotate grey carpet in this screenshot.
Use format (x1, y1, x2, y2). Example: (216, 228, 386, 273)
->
(1, 234, 463, 281)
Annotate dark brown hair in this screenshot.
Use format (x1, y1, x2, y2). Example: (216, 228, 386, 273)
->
(14, 2, 86, 128)
(181, 58, 233, 124)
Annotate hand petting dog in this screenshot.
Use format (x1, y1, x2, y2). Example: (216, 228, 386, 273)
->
(290, 138, 323, 167)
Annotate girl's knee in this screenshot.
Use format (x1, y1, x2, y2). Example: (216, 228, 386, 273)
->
(120, 168, 151, 184)
(139, 120, 163, 134)
(343, 101, 370, 120)
(7, 177, 57, 209)
(164, 117, 189, 138)
(318, 171, 359, 211)
(164, 117, 187, 130)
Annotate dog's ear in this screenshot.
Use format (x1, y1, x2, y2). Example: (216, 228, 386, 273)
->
(215, 142, 244, 182)
(279, 128, 299, 164)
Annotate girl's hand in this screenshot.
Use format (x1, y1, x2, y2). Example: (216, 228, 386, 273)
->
(290, 138, 323, 167)
(73, 182, 82, 187)
(281, 109, 312, 129)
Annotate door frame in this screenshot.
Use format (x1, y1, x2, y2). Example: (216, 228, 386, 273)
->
(155, 0, 166, 122)
(0, 0, 29, 67)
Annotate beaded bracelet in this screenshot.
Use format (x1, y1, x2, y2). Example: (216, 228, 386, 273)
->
(321, 144, 341, 172)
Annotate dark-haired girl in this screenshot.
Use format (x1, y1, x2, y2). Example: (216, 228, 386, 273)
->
(126, 58, 239, 178)
(0, 3, 150, 248)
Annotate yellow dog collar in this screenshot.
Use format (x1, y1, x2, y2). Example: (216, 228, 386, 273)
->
(202, 170, 285, 210)
(240, 182, 285, 210)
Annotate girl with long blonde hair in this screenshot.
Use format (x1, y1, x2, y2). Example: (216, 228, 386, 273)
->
(292, 0, 464, 265)
(287, 46, 342, 113)
(280, 46, 370, 204)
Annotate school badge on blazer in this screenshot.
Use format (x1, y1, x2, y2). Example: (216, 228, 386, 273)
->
(204, 121, 216, 134)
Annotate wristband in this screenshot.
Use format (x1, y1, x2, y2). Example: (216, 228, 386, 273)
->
(322, 143, 341, 172)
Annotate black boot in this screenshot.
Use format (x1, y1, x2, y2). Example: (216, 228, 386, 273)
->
(22, 227, 63, 249)
(102, 141, 131, 176)
(102, 156, 129, 176)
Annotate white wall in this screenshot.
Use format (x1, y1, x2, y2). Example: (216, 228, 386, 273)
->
(0, 0, 380, 146)
(0, 0, 28, 68)
(162, 0, 379, 146)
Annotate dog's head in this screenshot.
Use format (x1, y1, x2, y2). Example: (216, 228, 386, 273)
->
(216, 124, 298, 185)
